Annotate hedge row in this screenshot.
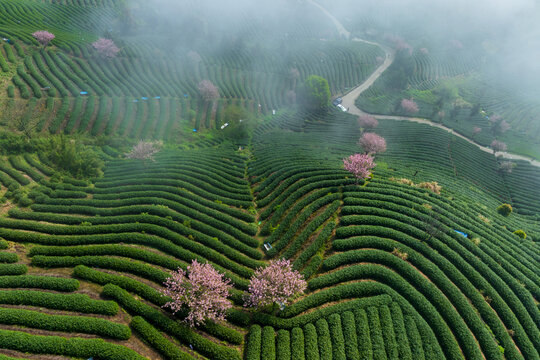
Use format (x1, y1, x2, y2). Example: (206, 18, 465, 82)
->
(355, 308, 373, 359)
(261, 326, 276, 360)
(32, 255, 169, 285)
(379, 305, 399, 359)
(267, 195, 339, 256)
(73, 266, 243, 344)
(327, 313, 346, 360)
(262, 188, 334, 237)
(245, 325, 262, 360)
(391, 302, 413, 360)
(291, 327, 305, 360)
(309, 263, 478, 360)
(130, 316, 192, 360)
(0, 229, 250, 288)
(340, 311, 360, 359)
(0, 275, 79, 292)
(277, 329, 291, 359)
(16, 207, 260, 259)
(281, 200, 340, 260)
(252, 295, 392, 329)
(0, 264, 27, 276)
(367, 306, 387, 360)
(304, 323, 319, 360)
(294, 221, 335, 271)
(0, 252, 17, 263)
(91, 183, 255, 223)
(328, 238, 507, 359)
(90, 190, 258, 241)
(102, 284, 241, 360)
(0, 307, 131, 339)
(0, 290, 118, 315)
(0, 328, 145, 360)
(316, 318, 332, 360)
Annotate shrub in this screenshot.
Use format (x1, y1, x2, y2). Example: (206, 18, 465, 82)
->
(245, 325, 262, 360)
(513, 230, 526, 239)
(496, 203, 512, 216)
(131, 317, 192, 360)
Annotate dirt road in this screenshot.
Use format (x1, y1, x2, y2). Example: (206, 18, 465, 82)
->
(310, 1, 540, 168)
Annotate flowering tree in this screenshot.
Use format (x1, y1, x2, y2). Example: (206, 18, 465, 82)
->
(92, 38, 120, 58)
(125, 141, 161, 161)
(473, 126, 482, 136)
(499, 161, 515, 174)
(498, 120, 511, 133)
(162, 260, 232, 327)
(289, 68, 300, 89)
(401, 99, 419, 113)
(32, 31, 55, 47)
(358, 132, 386, 154)
(244, 259, 307, 309)
(419, 47, 429, 55)
(198, 80, 219, 102)
(490, 140, 507, 154)
(357, 114, 378, 131)
(343, 153, 376, 183)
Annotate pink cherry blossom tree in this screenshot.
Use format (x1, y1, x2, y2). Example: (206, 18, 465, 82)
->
(343, 153, 376, 183)
(125, 141, 161, 161)
(92, 38, 120, 58)
(358, 132, 386, 154)
(401, 99, 419, 114)
(473, 126, 482, 136)
(244, 259, 307, 310)
(357, 114, 378, 131)
(32, 31, 55, 47)
(162, 260, 232, 327)
(490, 140, 507, 154)
(198, 80, 219, 102)
(499, 161, 515, 174)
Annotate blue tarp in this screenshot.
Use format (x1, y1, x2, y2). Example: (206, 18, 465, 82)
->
(154, 96, 161, 99)
(454, 230, 468, 237)
(193, 129, 197, 132)
(184, 94, 189, 98)
(80, 91, 88, 95)
(141, 97, 148, 100)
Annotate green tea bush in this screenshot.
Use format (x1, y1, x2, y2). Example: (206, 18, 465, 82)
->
(245, 325, 262, 360)
(513, 229, 526, 239)
(496, 203, 512, 216)
(131, 316, 192, 360)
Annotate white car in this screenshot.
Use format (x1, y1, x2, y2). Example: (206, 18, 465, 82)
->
(337, 104, 347, 112)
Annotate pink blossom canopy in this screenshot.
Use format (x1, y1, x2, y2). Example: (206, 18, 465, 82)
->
(358, 132, 387, 154)
(162, 260, 232, 327)
(244, 259, 307, 309)
(32, 31, 55, 46)
(343, 153, 376, 181)
(92, 38, 120, 58)
(125, 141, 161, 161)
(357, 114, 378, 130)
(401, 99, 419, 113)
(198, 80, 219, 101)
(490, 140, 507, 152)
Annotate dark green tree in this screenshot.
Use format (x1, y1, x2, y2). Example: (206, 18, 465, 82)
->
(298, 75, 330, 113)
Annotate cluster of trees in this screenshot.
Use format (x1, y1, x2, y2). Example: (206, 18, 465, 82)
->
(161, 259, 307, 328)
(344, 115, 387, 183)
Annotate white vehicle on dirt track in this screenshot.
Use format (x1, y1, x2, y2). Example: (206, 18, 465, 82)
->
(336, 104, 347, 112)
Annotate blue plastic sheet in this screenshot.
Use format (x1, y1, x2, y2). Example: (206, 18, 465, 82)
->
(193, 129, 197, 132)
(80, 91, 88, 95)
(184, 94, 189, 98)
(154, 96, 160, 99)
(454, 230, 468, 237)
(141, 97, 148, 100)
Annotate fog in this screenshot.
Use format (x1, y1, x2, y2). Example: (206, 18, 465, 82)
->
(114, 0, 540, 93)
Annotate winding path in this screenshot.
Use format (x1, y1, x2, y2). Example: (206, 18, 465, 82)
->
(309, 0, 540, 168)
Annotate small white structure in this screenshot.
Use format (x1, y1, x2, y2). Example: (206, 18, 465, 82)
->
(263, 242, 273, 252)
(220, 123, 229, 130)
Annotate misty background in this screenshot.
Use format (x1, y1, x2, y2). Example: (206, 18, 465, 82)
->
(109, 0, 539, 94)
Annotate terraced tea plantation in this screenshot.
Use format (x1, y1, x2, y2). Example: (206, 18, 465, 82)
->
(0, 0, 538, 359)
